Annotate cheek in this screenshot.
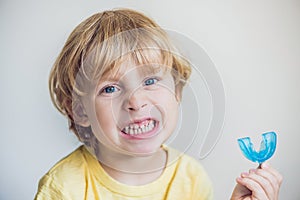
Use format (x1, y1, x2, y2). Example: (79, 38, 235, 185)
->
(152, 90, 179, 120)
(94, 99, 124, 132)
(92, 102, 115, 133)
(157, 88, 178, 107)
(161, 98, 179, 138)
(166, 100, 179, 123)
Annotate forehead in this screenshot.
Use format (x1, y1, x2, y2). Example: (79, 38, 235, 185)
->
(81, 27, 175, 81)
(101, 51, 167, 80)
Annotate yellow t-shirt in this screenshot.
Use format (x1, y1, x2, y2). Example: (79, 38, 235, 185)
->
(35, 145, 213, 200)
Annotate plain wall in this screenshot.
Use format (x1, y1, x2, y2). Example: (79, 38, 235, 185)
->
(1, 0, 299, 199)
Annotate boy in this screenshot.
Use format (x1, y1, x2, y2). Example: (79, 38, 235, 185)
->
(35, 9, 282, 199)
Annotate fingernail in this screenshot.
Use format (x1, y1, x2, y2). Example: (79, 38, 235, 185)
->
(262, 162, 269, 169)
(241, 172, 249, 177)
(236, 177, 243, 182)
(249, 168, 256, 173)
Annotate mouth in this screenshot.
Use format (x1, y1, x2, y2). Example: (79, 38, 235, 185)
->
(121, 118, 159, 138)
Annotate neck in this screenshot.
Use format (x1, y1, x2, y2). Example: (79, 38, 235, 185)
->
(94, 144, 168, 185)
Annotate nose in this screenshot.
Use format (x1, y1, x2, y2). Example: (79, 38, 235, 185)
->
(124, 89, 148, 112)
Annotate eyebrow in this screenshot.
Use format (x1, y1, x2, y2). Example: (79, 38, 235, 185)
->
(98, 63, 167, 85)
(97, 67, 124, 83)
(98, 73, 121, 82)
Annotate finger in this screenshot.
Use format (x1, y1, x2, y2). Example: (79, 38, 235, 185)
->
(232, 181, 252, 199)
(254, 168, 280, 196)
(246, 169, 275, 199)
(237, 175, 268, 200)
(261, 162, 283, 186)
(256, 163, 283, 198)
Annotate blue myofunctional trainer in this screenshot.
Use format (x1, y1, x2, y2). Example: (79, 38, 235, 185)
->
(237, 131, 277, 164)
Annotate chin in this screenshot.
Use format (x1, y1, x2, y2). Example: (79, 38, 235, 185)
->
(121, 144, 163, 157)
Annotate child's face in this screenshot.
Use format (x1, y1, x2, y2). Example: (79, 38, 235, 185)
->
(81, 58, 180, 155)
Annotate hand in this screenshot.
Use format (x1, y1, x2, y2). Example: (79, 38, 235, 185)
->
(230, 162, 283, 200)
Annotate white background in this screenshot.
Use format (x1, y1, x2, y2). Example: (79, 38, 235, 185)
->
(1, 0, 299, 199)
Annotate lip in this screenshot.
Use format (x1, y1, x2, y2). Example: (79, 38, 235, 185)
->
(120, 118, 160, 140)
(123, 117, 154, 126)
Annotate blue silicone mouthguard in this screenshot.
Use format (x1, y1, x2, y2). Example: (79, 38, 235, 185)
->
(237, 131, 277, 164)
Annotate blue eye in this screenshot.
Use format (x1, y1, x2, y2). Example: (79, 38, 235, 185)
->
(144, 78, 158, 86)
(103, 86, 118, 94)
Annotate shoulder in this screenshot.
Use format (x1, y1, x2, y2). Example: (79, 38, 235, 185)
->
(46, 145, 88, 178)
(35, 146, 90, 199)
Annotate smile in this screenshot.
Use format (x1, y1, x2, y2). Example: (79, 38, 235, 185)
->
(122, 119, 157, 136)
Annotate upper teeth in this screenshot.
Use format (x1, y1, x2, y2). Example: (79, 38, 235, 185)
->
(123, 120, 156, 135)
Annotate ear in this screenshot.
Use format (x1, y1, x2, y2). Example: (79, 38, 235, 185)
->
(175, 84, 183, 102)
(72, 100, 90, 127)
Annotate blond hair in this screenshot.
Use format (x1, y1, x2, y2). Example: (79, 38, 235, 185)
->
(49, 8, 191, 139)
